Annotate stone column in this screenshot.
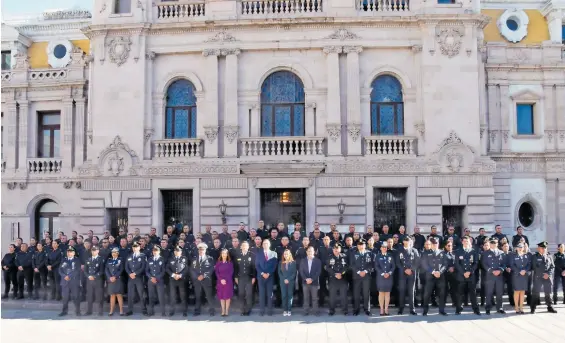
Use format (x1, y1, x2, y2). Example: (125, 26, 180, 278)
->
(61, 98, 74, 173)
(487, 84, 500, 152)
(17, 101, 29, 174)
(499, 84, 510, 151)
(224, 49, 241, 158)
(478, 47, 488, 156)
(543, 84, 557, 151)
(305, 102, 316, 136)
(202, 49, 220, 158)
(545, 10, 564, 43)
(250, 103, 260, 137)
(74, 98, 86, 166)
(4, 101, 17, 173)
(344, 45, 362, 156)
(323, 46, 342, 156)
(144, 51, 156, 160)
(557, 85, 565, 151)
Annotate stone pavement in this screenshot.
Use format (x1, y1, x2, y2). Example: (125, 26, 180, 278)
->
(2, 303, 564, 343)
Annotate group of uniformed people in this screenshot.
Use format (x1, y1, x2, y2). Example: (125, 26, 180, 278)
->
(2, 222, 564, 318)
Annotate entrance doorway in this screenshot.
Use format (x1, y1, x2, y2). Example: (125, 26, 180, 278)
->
(260, 189, 306, 234)
(373, 188, 407, 235)
(107, 208, 128, 237)
(162, 190, 193, 234)
(35, 200, 60, 240)
(442, 205, 465, 236)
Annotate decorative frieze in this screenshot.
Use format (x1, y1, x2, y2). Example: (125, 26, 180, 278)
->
(323, 46, 342, 54)
(82, 179, 151, 191)
(418, 176, 493, 188)
(343, 46, 363, 54)
(201, 178, 247, 189)
(144, 164, 239, 176)
(316, 177, 364, 188)
(325, 29, 359, 40)
(205, 31, 237, 43)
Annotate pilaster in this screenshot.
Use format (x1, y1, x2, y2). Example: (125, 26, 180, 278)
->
(557, 85, 565, 151)
(543, 84, 557, 151)
(4, 102, 17, 174)
(344, 45, 362, 156)
(144, 51, 156, 160)
(75, 99, 86, 166)
(61, 98, 74, 173)
(224, 49, 240, 157)
(202, 49, 220, 158)
(323, 46, 342, 157)
(17, 101, 29, 173)
(487, 84, 500, 152)
(499, 84, 510, 152)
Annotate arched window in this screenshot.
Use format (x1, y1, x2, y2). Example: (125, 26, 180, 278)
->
(165, 79, 197, 139)
(370, 75, 404, 135)
(261, 71, 305, 137)
(35, 200, 60, 240)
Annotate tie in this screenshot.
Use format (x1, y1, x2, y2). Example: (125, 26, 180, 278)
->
(200, 257, 203, 264)
(264, 252, 268, 260)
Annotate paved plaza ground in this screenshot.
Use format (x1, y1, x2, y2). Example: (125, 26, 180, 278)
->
(1, 302, 564, 343)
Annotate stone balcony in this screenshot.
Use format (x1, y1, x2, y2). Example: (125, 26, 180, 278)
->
(364, 135, 417, 157)
(1, 67, 87, 87)
(27, 158, 63, 175)
(240, 136, 326, 159)
(153, 138, 203, 162)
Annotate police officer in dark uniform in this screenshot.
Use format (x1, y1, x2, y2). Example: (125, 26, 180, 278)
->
(327, 243, 348, 315)
(554, 243, 565, 305)
(47, 241, 63, 300)
(58, 247, 81, 316)
(454, 236, 481, 315)
(396, 236, 420, 315)
(32, 242, 48, 300)
(481, 238, 506, 315)
(125, 242, 147, 316)
(15, 243, 34, 299)
(350, 239, 373, 316)
(427, 226, 443, 248)
(422, 238, 448, 316)
(84, 245, 104, 316)
(2, 244, 18, 299)
(167, 246, 189, 316)
(234, 241, 256, 316)
(146, 246, 167, 316)
(190, 243, 216, 316)
(530, 241, 557, 313)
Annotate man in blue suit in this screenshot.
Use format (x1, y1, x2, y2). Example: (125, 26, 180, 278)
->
(299, 246, 322, 315)
(255, 239, 278, 316)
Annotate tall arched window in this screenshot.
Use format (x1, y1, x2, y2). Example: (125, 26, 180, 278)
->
(35, 200, 60, 240)
(370, 75, 404, 135)
(165, 79, 197, 139)
(261, 71, 305, 137)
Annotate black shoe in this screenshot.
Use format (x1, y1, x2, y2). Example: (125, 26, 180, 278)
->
(548, 307, 557, 313)
(98, 312, 103, 316)
(439, 311, 448, 316)
(455, 311, 461, 315)
(329, 310, 335, 316)
(474, 309, 481, 316)
(485, 310, 491, 315)
(168, 312, 174, 317)
(343, 311, 348, 316)
(410, 310, 417, 316)
(353, 310, 360, 316)
(422, 311, 428, 316)
(84, 311, 92, 316)
(58, 311, 67, 317)
(497, 310, 506, 314)
(530, 309, 535, 314)
(182, 312, 187, 317)
(1, 294, 8, 299)
(259, 312, 265, 316)
(398, 309, 404, 315)
(76, 312, 81, 317)
(267, 311, 273, 316)
(303, 311, 309, 316)
(240, 312, 246, 316)
(365, 310, 372, 316)
(17, 295, 24, 300)
(125, 311, 133, 316)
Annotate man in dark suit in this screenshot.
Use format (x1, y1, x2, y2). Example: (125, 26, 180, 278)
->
(299, 246, 322, 315)
(255, 239, 278, 316)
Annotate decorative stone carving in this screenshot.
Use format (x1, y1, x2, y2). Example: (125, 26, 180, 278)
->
(204, 126, 219, 143)
(308, 178, 314, 187)
(220, 48, 241, 56)
(323, 46, 343, 54)
(326, 124, 341, 142)
(414, 122, 425, 141)
(411, 45, 423, 53)
(87, 130, 93, 144)
(202, 49, 221, 57)
(43, 9, 91, 20)
(559, 131, 565, 143)
(347, 123, 361, 142)
(446, 149, 464, 173)
(6, 182, 17, 190)
(19, 182, 27, 190)
(251, 178, 258, 188)
(343, 46, 363, 54)
(75, 181, 82, 189)
(547, 130, 555, 143)
(63, 181, 73, 189)
(146, 51, 156, 60)
(501, 130, 509, 143)
(106, 36, 132, 66)
(224, 126, 239, 144)
(205, 31, 237, 43)
(12, 52, 29, 70)
(435, 26, 464, 58)
(480, 125, 487, 139)
(325, 28, 359, 40)
(144, 128, 154, 144)
(47, 40, 73, 68)
(497, 9, 529, 43)
(431, 131, 484, 174)
(437, 130, 462, 151)
(107, 152, 124, 176)
(489, 130, 498, 143)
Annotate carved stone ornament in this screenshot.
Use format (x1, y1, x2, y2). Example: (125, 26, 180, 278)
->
(205, 31, 237, 43)
(435, 26, 464, 58)
(12, 51, 30, 70)
(106, 36, 132, 66)
(63, 181, 73, 189)
(144, 128, 154, 144)
(559, 131, 565, 143)
(70, 46, 87, 66)
(446, 149, 464, 173)
(325, 28, 360, 40)
(546, 130, 554, 143)
(501, 130, 509, 143)
(107, 152, 124, 176)
(326, 124, 341, 142)
(414, 123, 425, 141)
(489, 130, 498, 143)
(6, 182, 17, 190)
(347, 123, 361, 142)
(75, 181, 82, 189)
(19, 182, 27, 190)
(323, 46, 343, 54)
(204, 126, 219, 144)
(437, 130, 462, 151)
(251, 178, 258, 188)
(43, 9, 91, 20)
(224, 126, 239, 144)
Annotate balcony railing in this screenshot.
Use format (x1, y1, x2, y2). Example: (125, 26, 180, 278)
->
(364, 136, 416, 156)
(358, 0, 410, 13)
(28, 158, 63, 174)
(153, 138, 202, 161)
(1, 71, 13, 82)
(29, 69, 67, 81)
(241, 136, 325, 157)
(240, 0, 324, 16)
(155, 0, 206, 21)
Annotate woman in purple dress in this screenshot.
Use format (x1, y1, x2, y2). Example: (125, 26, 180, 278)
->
(215, 249, 234, 316)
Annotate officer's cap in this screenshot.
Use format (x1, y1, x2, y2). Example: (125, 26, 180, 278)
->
(356, 239, 366, 246)
(197, 243, 208, 250)
(537, 241, 548, 248)
(174, 246, 182, 252)
(332, 243, 342, 249)
(489, 239, 498, 244)
(516, 243, 524, 248)
(152, 245, 161, 251)
(91, 245, 99, 251)
(132, 242, 140, 248)
(67, 246, 75, 252)
(111, 247, 119, 253)
(429, 238, 438, 245)
(403, 236, 411, 242)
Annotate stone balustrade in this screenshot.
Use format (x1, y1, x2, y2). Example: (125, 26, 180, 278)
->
(240, 0, 324, 16)
(357, 0, 410, 13)
(153, 138, 202, 160)
(27, 158, 63, 174)
(364, 136, 416, 156)
(241, 136, 325, 157)
(1, 72, 13, 82)
(29, 69, 67, 81)
(155, 0, 206, 21)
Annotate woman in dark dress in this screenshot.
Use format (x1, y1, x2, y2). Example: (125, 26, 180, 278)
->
(105, 248, 125, 316)
(511, 243, 531, 314)
(215, 249, 234, 317)
(375, 244, 395, 316)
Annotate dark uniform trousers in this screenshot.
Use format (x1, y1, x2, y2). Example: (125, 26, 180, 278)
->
(193, 278, 214, 313)
(238, 277, 254, 313)
(2, 269, 18, 297)
(86, 279, 104, 313)
(456, 274, 479, 311)
(353, 276, 371, 312)
(169, 278, 187, 314)
(485, 274, 504, 311)
(17, 267, 34, 296)
(34, 267, 48, 299)
(148, 281, 166, 315)
(318, 269, 328, 306)
(398, 273, 416, 311)
(61, 282, 81, 313)
(445, 271, 458, 306)
(503, 270, 514, 306)
(554, 273, 565, 303)
(49, 268, 61, 299)
(423, 274, 446, 312)
(329, 278, 348, 312)
(128, 278, 147, 312)
(531, 277, 553, 310)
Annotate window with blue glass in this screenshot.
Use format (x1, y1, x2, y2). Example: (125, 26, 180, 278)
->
(370, 75, 404, 135)
(516, 104, 534, 135)
(165, 79, 197, 139)
(562, 24, 565, 44)
(437, 0, 455, 3)
(261, 71, 305, 137)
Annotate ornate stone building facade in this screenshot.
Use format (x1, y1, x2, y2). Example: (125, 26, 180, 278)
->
(2, 0, 564, 247)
